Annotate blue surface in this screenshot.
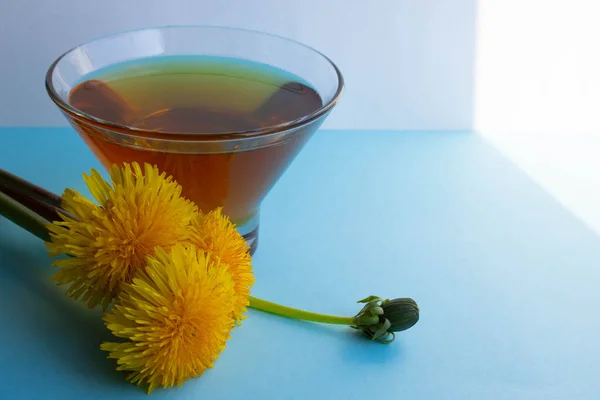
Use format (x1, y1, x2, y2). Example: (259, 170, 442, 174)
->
(1, 128, 600, 399)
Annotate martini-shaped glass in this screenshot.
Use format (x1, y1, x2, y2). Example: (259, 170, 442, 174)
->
(45, 26, 344, 254)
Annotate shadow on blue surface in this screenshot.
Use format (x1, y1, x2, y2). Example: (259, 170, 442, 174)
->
(341, 329, 405, 364)
(0, 234, 127, 390)
(248, 308, 404, 365)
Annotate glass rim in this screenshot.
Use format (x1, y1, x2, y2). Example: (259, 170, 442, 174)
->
(45, 25, 344, 141)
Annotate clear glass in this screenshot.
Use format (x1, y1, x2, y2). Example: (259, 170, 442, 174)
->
(45, 26, 343, 254)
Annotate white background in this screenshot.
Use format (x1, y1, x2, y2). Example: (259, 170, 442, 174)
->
(476, 0, 600, 234)
(2, 0, 600, 233)
(0, 0, 476, 130)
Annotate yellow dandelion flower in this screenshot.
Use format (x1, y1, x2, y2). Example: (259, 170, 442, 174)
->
(190, 208, 254, 322)
(46, 162, 197, 309)
(101, 244, 236, 393)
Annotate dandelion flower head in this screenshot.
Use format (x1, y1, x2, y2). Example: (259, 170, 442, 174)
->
(101, 244, 236, 393)
(46, 162, 197, 309)
(190, 208, 254, 322)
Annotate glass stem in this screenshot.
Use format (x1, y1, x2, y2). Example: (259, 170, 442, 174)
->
(249, 296, 355, 325)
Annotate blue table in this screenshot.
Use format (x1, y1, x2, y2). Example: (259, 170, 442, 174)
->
(1, 128, 599, 399)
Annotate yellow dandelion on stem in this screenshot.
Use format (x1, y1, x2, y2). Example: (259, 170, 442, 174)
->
(46, 162, 197, 309)
(1, 166, 420, 349)
(101, 244, 236, 394)
(190, 208, 255, 322)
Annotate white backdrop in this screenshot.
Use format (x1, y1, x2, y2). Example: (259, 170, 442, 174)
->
(0, 0, 476, 130)
(476, 0, 600, 235)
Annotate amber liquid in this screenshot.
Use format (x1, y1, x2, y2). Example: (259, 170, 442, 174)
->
(68, 57, 323, 223)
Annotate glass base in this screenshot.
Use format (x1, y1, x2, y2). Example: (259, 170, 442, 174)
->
(242, 227, 259, 256)
(236, 210, 259, 256)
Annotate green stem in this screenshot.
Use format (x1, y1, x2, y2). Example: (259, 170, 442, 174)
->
(0, 191, 51, 242)
(249, 296, 355, 325)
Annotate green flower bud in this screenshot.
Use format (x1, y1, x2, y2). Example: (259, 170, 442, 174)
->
(381, 298, 420, 332)
(351, 296, 419, 343)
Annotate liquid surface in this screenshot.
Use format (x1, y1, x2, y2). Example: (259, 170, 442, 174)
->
(69, 56, 322, 134)
(68, 56, 324, 222)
